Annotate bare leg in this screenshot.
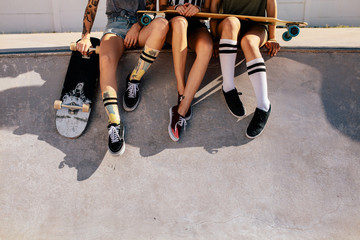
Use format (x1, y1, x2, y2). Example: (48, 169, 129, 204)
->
(99, 34, 125, 93)
(166, 16, 188, 95)
(178, 27, 213, 116)
(217, 16, 240, 40)
(99, 33, 125, 154)
(241, 25, 270, 112)
(138, 17, 169, 49)
(240, 25, 267, 62)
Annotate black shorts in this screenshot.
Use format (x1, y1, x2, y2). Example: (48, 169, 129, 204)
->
(239, 21, 268, 40)
(166, 16, 208, 35)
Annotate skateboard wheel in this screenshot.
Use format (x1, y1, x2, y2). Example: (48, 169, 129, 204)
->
(288, 25, 300, 37)
(95, 46, 100, 54)
(82, 104, 90, 112)
(282, 31, 292, 41)
(54, 100, 62, 109)
(141, 15, 152, 26)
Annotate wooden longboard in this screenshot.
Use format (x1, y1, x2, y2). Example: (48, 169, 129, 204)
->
(137, 10, 308, 41)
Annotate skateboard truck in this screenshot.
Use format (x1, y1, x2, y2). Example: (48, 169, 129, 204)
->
(70, 42, 100, 59)
(54, 100, 90, 113)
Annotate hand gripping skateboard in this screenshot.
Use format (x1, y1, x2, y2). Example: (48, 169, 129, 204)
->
(54, 37, 100, 138)
(137, 10, 308, 41)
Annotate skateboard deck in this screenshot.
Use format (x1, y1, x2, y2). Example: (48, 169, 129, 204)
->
(54, 37, 100, 138)
(138, 10, 308, 41)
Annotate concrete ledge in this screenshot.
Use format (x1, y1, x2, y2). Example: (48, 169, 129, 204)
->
(1, 46, 360, 58)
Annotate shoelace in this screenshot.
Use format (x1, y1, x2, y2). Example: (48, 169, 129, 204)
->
(176, 116, 187, 131)
(127, 82, 139, 98)
(108, 126, 120, 143)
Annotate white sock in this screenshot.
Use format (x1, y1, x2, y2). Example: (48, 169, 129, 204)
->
(246, 58, 270, 112)
(219, 39, 238, 92)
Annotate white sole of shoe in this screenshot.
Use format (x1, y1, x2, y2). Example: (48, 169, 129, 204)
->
(168, 107, 179, 142)
(122, 94, 141, 112)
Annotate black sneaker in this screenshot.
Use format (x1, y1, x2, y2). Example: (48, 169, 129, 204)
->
(178, 94, 192, 120)
(246, 105, 271, 139)
(168, 105, 187, 142)
(123, 73, 140, 111)
(108, 122, 125, 155)
(223, 88, 245, 118)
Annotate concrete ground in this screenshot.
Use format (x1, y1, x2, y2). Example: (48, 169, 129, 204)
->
(0, 28, 360, 239)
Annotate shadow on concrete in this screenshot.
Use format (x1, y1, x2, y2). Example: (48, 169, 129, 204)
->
(1, 50, 359, 180)
(115, 51, 256, 157)
(265, 51, 360, 142)
(0, 55, 107, 181)
(319, 53, 360, 142)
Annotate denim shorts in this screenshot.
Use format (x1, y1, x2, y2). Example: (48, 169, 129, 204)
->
(103, 15, 138, 39)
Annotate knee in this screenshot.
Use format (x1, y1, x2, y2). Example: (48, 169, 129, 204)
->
(99, 54, 116, 71)
(240, 36, 259, 50)
(151, 18, 169, 36)
(221, 17, 241, 34)
(170, 16, 188, 33)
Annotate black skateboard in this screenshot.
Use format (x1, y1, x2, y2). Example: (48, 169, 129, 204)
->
(54, 37, 100, 138)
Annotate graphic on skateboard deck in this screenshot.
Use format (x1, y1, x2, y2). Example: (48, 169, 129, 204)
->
(137, 10, 308, 41)
(54, 37, 100, 138)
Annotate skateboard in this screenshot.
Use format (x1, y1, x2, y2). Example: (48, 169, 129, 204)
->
(54, 37, 100, 138)
(137, 10, 308, 41)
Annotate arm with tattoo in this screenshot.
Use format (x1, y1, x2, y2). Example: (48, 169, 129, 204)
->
(77, 0, 100, 55)
(82, 0, 99, 38)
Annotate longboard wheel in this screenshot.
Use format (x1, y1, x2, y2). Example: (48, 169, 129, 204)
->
(141, 14, 152, 26)
(282, 31, 293, 41)
(82, 104, 90, 112)
(54, 100, 62, 109)
(288, 25, 300, 37)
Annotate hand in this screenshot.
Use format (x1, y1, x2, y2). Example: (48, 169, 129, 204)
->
(124, 24, 140, 49)
(77, 38, 92, 56)
(265, 39, 280, 57)
(176, 3, 199, 17)
(182, 3, 200, 17)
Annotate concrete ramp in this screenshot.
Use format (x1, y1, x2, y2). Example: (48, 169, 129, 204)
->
(0, 49, 359, 239)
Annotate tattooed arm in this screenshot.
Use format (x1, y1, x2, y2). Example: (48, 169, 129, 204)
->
(77, 0, 100, 55)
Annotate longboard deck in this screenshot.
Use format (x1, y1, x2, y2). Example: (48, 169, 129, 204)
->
(137, 10, 308, 27)
(55, 37, 100, 138)
(138, 10, 307, 41)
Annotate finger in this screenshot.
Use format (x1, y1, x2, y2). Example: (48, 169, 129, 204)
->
(79, 44, 87, 56)
(129, 39, 134, 48)
(185, 6, 197, 16)
(177, 7, 185, 15)
(188, 8, 197, 17)
(124, 40, 129, 49)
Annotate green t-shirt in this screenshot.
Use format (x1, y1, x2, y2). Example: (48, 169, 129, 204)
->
(222, 0, 267, 17)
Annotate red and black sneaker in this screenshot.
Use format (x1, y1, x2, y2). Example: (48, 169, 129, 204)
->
(177, 94, 192, 120)
(168, 105, 187, 142)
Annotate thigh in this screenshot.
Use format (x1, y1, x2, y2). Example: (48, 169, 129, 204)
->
(137, 17, 168, 47)
(100, 33, 125, 64)
(188, 26, 213, 52)
(241, 24, 268, 48)
(165, 16, 188, 44)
